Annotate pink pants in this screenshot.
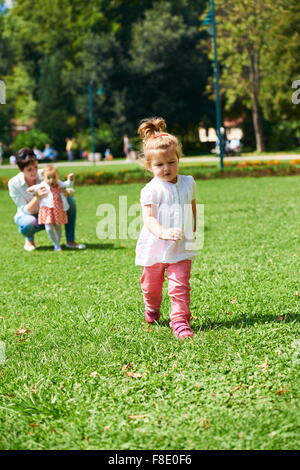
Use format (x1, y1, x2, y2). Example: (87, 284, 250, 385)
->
(140, 259, 192, 323)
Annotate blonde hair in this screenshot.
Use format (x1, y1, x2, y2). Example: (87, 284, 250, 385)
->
(138, 117, 182, 170)
(42, 164, 60, 179)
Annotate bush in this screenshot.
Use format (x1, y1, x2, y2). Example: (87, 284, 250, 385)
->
(267, 120, 300, 150)
(13, 129, 52, 152)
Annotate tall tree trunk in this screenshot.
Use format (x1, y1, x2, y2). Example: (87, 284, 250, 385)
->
(249, 48, 265, 151)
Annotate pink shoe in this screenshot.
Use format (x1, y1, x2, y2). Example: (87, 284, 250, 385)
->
(171, 321, 194, 339)
(145, 309, 160, 323)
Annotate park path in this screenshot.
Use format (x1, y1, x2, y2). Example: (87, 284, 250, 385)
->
(1, 154, 300, 169)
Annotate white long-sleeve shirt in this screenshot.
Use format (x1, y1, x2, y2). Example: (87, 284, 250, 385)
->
(135, 175, 197, 266)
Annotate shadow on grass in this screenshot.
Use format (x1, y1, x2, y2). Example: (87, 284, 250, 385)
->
(159, 313, 300, 331)
(192, 312, 300, 332)
(35, 243, 125, 251)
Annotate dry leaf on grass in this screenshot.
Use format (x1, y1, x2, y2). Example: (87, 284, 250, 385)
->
(121, 362, 133, 371)
(103, 426, 110, 430)
(199, 417, 211, 429)
(276, 315, 285, 321)
(128, 414, 148, 420)
(293, 291, 299, 296)
(275, 389, 290, 395)
(89, 371, 98, 378)
(29, 423, 39, 428)
(256, 358, 269, 369)
(238, 432, 245, 439)
(126, 371, 142, 379)
(0, 316, 4, 320)
(15, 328, 32, 336)
(230, 298, 238, 304)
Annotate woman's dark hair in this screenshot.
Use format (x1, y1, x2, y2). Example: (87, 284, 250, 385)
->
(16, 148, 37, 170)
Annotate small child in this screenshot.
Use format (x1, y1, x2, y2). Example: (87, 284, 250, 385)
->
(135, 117, 198, 339)
(27, 165, 74, 251)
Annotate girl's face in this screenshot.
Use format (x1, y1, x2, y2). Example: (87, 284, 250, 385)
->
(44, 171, 58, 187)
(149, 150, 179, 183)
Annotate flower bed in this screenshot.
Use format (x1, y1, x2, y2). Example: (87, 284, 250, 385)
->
(2, 160, 300, 189)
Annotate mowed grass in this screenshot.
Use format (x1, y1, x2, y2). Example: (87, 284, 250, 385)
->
(0, 175, 300, 450)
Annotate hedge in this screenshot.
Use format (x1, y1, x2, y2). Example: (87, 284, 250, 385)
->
(1, 160, 300, 189)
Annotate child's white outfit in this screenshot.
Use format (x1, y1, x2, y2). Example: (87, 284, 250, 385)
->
(135, 175, 197, 266)
(136, 175, 197, 339)
(29, 180, 72, 212)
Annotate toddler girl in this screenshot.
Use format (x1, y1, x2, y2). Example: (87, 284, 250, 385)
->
(135, 117, 198, 339)
(28, 165, 74, 251)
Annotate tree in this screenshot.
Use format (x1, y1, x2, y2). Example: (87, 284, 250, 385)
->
(128, 2, 210, 144)
(36, 53, 72, 149)
(213, 0, 300, 151)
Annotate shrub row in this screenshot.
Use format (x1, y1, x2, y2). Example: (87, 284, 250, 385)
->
(1, 161, 300, 189)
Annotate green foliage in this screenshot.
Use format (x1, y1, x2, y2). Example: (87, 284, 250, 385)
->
(211, 0, 300, 150)
(1, 0, 300, 152)
(266, 121, 300, 151)
(3, 160, 300, 189)
(128, 2, 210, 133)
(5, 64, 37, 125)
(12, 128, 52, 152)
(36, 54, 72, 150)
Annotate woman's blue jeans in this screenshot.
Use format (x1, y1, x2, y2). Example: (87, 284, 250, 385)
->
(16, 196, 76, 243)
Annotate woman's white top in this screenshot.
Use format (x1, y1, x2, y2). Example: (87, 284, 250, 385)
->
(135, 175, 198, 266)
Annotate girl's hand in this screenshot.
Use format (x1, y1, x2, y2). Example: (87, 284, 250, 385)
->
(160, 228, 183, 241)
(35, 186, 48, 199)
(27, 184, 47, 198)
(60, 188, 75, 196)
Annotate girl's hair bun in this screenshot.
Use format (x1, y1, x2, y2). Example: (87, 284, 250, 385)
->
(138, 117, 166, 140)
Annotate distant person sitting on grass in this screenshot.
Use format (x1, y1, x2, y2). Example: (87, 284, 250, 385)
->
(8, 148, 86, 252)
(43, 144, 57, 161)
(104, 148, 114, 160)
(33, 146, 44, 160)
(27, 165, 74, 251)
(9, 155, 17, 165)
(135, 117, 198, 339)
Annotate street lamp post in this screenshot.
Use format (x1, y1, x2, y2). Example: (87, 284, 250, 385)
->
(202, 0, 224, 169)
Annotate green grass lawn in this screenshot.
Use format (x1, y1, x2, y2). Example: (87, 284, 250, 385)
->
(0, 176, 300, 450)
